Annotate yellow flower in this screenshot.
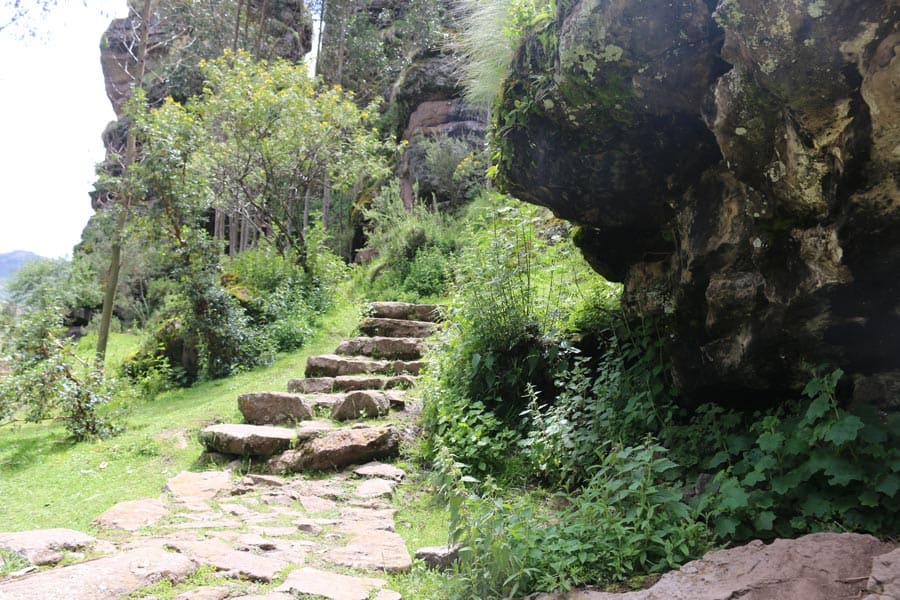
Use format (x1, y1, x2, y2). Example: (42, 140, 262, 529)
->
(165, 96, 174, 104)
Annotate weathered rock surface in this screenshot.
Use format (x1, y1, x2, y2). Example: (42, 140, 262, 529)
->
(165, 470, 234, 501)
(269, 425, 400, 472)
(532, 533, 894, 600)
(238, 392, 314, 425)
(165, 539, 288, 582)
(199, 424, 297, 457)
(331, 390, 392, 421)
(288, 375, 417, 394)
(354, 461, 406, 481)
(497, 0, 900, 403)
(93, 497, 170, 531)
(306, 354, 422, 377)
(275, 567, 391, 600)
(354, 478, 397, 499)
(867, 547, 900, 599)
(0, 529, 106, 567)
(0, 545, 196, 600)
(327, 530, 413, 573)
(335, 336, 425, 360)
(368, 301, 443, 323)
(358, 317, 435, 339)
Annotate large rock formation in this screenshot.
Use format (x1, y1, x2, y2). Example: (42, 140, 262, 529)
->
(497, 0, 899, 404)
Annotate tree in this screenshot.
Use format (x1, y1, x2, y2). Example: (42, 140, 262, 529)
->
(96, 0, 153, 368)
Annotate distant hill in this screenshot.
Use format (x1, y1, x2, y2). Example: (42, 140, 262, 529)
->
(0, 251, 43, 284)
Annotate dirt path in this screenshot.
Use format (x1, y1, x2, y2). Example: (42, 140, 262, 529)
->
(0, 302, 443, 600)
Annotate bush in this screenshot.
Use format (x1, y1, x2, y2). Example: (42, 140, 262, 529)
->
(0, 308, 122, 440)
(444, 439, 711, 599)
(361, 182, 459, 302)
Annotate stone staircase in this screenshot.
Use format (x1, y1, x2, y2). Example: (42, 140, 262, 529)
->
(0, 302, 447, 600)
(199, 301, 441, 472)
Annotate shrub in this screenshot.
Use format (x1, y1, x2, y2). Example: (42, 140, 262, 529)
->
(0, 308, 122, 440)
(698, 368, 900, 540)
(445, 438, 711, 598)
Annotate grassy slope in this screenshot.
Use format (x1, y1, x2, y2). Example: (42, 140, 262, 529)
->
(0, 297, 361, 533)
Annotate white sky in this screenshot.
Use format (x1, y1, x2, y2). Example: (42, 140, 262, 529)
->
(0, 0, 127, 258)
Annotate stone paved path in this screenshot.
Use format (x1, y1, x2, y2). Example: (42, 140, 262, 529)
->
(0, 302, 441, 600)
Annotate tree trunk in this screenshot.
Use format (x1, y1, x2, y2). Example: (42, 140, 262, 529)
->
(96, 0, 153, 368)
(232, 0, 244, 52)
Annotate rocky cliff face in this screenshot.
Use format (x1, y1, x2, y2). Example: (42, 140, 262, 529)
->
(496, 0, 899, 405)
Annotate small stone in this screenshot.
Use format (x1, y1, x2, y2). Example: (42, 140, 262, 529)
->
(0, 528, 101, 566)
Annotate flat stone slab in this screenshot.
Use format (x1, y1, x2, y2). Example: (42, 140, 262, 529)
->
(355, 478, 396, 499)
(173, 587, 234, 600)
(306, 355, 421, 377)
(335, 337, 425, 360)
(0, 529, 105, 566)
(288, 375, 416, 394)
(166, 539, 288, 582)
(358, 317, 435, 339)
(238, 392, 314, 425)
(199, 424, 297, 457)
(354, 462, 406, 481)
(296, 420, 335, 440)
(0, 545, 196, 600)
(368, 301, 443, 322)
(269, 425, 399, 472)
(327, 530, 412, 573)
(332, 390, 391, 421)
(166, 471, 234, 501)
(93, 497, 170, 531)
(338, 508, 397, 534)
(275, 567, 390, 600)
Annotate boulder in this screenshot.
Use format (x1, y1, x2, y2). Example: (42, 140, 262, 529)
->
(331, 391, 391, 421)
(335, 336, 426, 360)
(495, 0, 900, 403)
(269, 425, 400, 472)
(238, 392, 314, 425)
(531, 532, 894, 600)
(358, 317, 435, 339)
(867, 547, 900, 598)
(199, 424, 297, 457)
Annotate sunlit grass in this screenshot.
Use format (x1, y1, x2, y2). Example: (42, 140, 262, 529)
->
(0, 296, 361, 532)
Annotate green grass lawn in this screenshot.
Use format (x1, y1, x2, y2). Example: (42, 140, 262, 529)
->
(0, 298, 362, 533)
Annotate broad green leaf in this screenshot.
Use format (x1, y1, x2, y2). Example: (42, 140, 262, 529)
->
(824, 456, 863, 486)
(753, 510, 776, 531)
(858, 489, 880, 507)
(801, 494, 833, 517)
(756, 431, 784, 453)
(802, 395, 830, 424)
(719, 477, 750, 511)
(705, 450, 731, 469)
(876, 474, 900, 498)
(823, 414, 864, 446)
(714, 515, 740, 538)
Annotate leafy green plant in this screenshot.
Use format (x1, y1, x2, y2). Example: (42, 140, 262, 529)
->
(0, 308, 122, 440)
(445, 438, 711, 599)
(704, 368, 900, 540)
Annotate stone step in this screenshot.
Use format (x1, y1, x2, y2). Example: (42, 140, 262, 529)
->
(331, 390, 404, 421)
(199, 424, 297, 457)
(287, 375, 415, 394)
(305, 354, 423, 378)
(292, 390, 408, 415)
(358, 317, 435, 339)
(334, 336, 425, 360)
(268, 424, 400, 472)
(238, 392, 314, 425)
(368, 301, 443, 323)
